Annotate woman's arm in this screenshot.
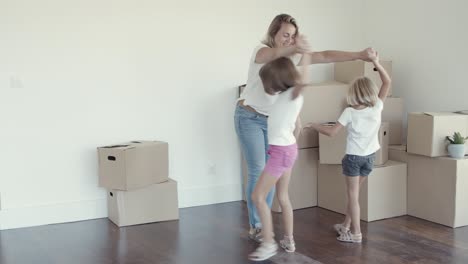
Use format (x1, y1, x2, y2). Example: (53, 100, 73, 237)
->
(255, 35, 311, 64)
(299, 47, 376, 64)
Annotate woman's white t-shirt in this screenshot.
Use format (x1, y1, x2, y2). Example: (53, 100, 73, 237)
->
(337, 99, 384, 156)
(239, 44, 302, 116)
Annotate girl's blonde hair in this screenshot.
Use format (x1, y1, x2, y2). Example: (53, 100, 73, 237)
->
(259, 57, 300, 95)
(262, 14, 299, 48)
(347, 77, 379, 107)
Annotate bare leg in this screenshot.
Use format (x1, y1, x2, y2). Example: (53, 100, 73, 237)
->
(343, 176, 366, 228)
(251, 171, 279, 243)
(345, 176, 366, 234)
(276, 169, 293, 237)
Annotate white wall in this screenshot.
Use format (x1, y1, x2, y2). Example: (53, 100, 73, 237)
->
(363, 0, 468, 115)
(0, 0, 365, 230)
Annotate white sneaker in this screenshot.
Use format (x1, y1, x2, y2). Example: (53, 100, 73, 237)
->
(248, 242, 278, 261)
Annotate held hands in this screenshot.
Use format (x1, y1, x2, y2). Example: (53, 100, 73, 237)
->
(371, 51, 380, 64)
(295, 35, 313, 54)
(361, 47, 377, 62)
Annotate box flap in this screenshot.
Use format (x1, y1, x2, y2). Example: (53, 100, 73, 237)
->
(454, 110, 468, 115)
(99, 144, 133, 150)
(423, 112, 462, 117)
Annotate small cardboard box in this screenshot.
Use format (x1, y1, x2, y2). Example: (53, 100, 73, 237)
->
(319, 122, 389, 166)
(298, 82, 350, 148)
(107, 179, 179, 227)
(407, 154, 468, 228)
(382, 97, 404, 145)
(98, 141, 169, 190)
(271, 148, 318, 212)
(318, 160, 407, 222)
(334, 60, 393, 96)
(407, 112, 468, 157)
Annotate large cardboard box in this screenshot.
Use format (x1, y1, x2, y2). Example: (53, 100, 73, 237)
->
(407, 112, 468, 157)
(382, 97, 404, 145)
(107, 179, 179, 227)
(389, 145, 408, 163)
(407, 154, 468, 228)
(271, 148, 318, 212)
(98, 141, 169, 190)
(334, 60, 393, 96)
(298, 82, 349, 148)
(242, 148, 318, 212)
(319, 122, 389, 166)
(318, 160, 407, 222)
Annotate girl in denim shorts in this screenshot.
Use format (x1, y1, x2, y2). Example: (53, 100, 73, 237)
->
(248, 46, 311, 261)
(308, 53, 391, 243)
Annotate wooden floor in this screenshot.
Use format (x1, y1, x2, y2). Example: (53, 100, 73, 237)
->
(1, 202, 468, 264)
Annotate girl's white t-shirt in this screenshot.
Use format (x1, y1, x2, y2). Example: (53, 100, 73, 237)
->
(337, 99, 384, 156)
(239, 44, 302, 116)
(267, 88, 304, 146)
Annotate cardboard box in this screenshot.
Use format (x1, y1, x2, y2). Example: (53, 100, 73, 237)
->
(98, 141, 169, 190)
(407, 154, 468, 228)
(318, 160, 407, 222)
(334, 60, 393, 96)
(318, 122, 389, 166)
(382, 97, 404, 145)
(298, 82, 350, 148)
(407, 112, 468, 157)
(242, 148, 318, 212)
(389, 145, 408, 163)
(271, 148, 318, 212)
(107, 179, 179, 227)
(296, 128, 317, 150)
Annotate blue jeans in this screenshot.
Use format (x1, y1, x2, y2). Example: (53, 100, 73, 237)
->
(234, 105, 275, 229)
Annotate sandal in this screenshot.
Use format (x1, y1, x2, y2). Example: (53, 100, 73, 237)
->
(280, 238, 296, 253)
(248, 228, 263, 243)
(248, 242, 278, 261)
(333, 223, 350, 235)
(337, 230, 362, 243)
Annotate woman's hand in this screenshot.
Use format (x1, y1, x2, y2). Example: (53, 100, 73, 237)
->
(360, 47, 377, 62)
(295, 35, 312, 54)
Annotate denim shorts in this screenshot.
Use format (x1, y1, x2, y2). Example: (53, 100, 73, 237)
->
(342, 153, 376, 177)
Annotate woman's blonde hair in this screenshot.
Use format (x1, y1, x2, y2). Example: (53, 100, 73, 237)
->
(347, 77, 379, 107)
(259, 57, 300, 95)
(262, 14, 299, 48)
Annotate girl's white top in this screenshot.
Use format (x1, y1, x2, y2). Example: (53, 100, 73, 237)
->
(337, 99, 384, 156)
(267, 88, 304, 146)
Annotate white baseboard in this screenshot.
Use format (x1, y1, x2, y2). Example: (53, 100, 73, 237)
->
(0, 198, 107, 230)
(178, 183, 243, 208)
(0, 183, 243, 230)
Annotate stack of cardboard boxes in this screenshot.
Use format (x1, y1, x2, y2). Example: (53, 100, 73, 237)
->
(97, 141, 179, 227)
(406, 113, 468, 227)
